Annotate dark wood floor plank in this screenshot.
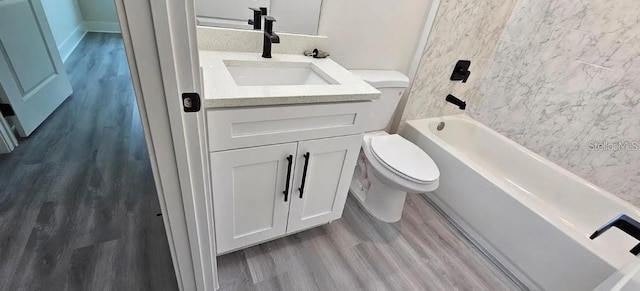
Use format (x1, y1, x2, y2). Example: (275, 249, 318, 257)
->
(0, 33, 177, 291)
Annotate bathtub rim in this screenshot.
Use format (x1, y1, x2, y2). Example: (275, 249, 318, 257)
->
(403, 114, 640, 271)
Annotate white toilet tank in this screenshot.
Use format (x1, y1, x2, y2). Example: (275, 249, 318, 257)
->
(350, 70, 410, 132)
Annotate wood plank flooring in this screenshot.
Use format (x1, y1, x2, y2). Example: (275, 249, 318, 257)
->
(217, 195, 522, 291)
(0, 33, 178, 291)
(1, 32, 520, 291)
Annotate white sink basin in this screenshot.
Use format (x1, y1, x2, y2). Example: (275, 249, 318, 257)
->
(199, 51, 381, 108)
(224, 60, 337, 86)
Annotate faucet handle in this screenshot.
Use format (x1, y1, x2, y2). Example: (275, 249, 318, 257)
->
(450, 60, 471, 83)
(249, 7, 268, 14)
(263, 16, 277, 32)
(248, 7, 267, 29)
(461, 71, 470, 83)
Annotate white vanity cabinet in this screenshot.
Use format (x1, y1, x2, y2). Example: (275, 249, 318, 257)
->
(207, 102, 369, 254)
(210, 143, 296, 254)
(286, 135, 361, 233)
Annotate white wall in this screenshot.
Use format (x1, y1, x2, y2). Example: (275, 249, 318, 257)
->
(41, 0, 86, 61)
(195, 0, 322, 35)
(318, 0, 432, 74)
(77, 0, 120, 32)
(270, 0, 322, 35)
(41, 0, 121, 62)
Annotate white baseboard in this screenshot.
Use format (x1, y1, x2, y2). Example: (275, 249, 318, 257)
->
(58, 25, 87, 62)
(84, 21, 121, 33)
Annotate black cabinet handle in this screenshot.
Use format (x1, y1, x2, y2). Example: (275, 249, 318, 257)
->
(283, 155, 293, 202)
(298, 152, 310, 199)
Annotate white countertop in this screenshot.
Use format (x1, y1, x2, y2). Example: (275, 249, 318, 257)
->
(199, 51, 380, 108)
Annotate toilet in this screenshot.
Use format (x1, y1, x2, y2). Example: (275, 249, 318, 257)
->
(349, 70, 440, 223)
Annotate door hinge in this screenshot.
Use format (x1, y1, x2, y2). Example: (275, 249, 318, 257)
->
(182, 93, 201, 112)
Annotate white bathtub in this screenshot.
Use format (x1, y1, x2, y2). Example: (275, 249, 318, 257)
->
(401, 114, 640, 291)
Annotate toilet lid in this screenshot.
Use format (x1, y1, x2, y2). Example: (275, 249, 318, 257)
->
(370, 134, 439, 183)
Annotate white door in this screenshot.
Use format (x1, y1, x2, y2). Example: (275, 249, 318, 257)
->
(287, 135, 362, 233)
(210, 142, 297, 254)
(0, 0, 72, 137)
(196, 0, 270, 29)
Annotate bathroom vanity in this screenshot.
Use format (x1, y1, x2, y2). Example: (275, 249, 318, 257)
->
(200, 50, 379, 254)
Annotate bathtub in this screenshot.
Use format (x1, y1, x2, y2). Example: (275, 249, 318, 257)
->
(401, 114, 640, 291)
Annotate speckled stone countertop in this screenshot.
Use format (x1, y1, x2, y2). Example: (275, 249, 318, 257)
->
(200, 51, 380, 108)
(197, 26, 330, 55)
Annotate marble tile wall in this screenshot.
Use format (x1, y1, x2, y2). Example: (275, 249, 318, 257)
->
(399, 0, 518, 129)
(401, 0, 640, 206)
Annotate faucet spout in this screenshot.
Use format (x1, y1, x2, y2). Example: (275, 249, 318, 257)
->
(262, 16, 279, 58)
(266, 32, 280, 43)
(446, 94, 466, 110)
(590, 214, 640, 255)
(262, 32, 279, 58)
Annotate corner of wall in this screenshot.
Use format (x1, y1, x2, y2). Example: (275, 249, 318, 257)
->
(398, 0, 518, 128)
(76, 0, 121, 33)
(40, 0, 87, 62)
(389, 0, 442, 134)
(84, 21, 121, 33)
(58, 24, 87, 62)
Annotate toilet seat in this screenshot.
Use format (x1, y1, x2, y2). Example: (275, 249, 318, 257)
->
(369, 134, 439, 184)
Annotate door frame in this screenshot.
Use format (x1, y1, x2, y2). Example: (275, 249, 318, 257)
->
(114, 0, 216, 290)
(0, 114, 18, 154)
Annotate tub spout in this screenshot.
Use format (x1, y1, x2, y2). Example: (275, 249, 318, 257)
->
(446, 94, 466, 110)
(590, 214, 640, 255)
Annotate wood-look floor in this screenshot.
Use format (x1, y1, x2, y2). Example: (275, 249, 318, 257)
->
(0, 33, 178, 290)
(217, 195, 522, 291)
(1, 33, 520, 291)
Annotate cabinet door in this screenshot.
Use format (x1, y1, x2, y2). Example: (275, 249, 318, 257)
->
(210, 143, 297, 254)
(287, 134, 362, 233)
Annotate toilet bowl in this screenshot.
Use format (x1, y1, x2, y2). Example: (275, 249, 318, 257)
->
(348, 70, 440, 223)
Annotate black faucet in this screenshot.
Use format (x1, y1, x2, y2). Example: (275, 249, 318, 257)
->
(590, 214, 640, 255)
(446, 94, 466, 110)
(262, 16, 279, 58)
(248, 7, 267, 30)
